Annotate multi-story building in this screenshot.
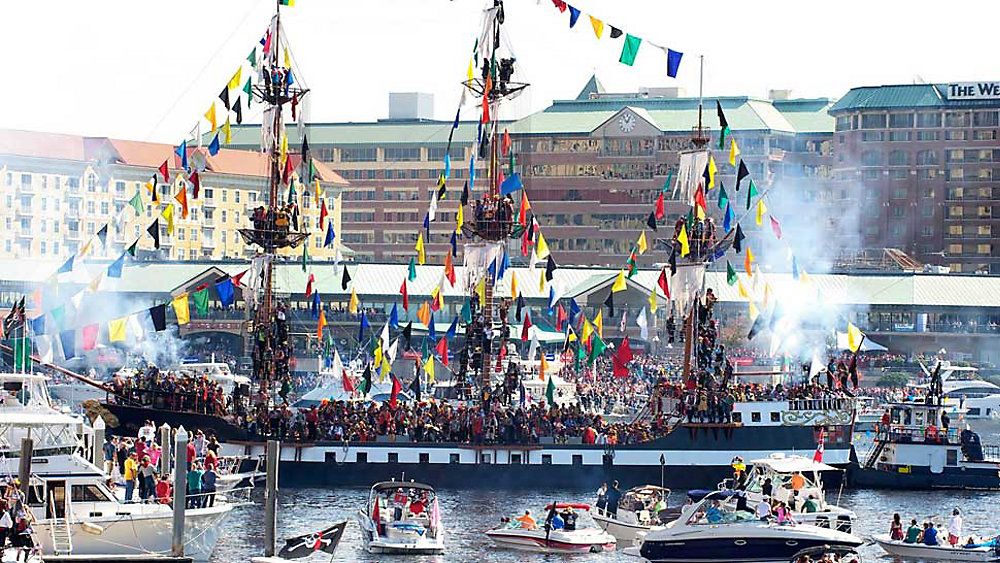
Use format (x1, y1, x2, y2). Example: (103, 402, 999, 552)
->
(829, 82, 1000, 274)
(0, 129, 348, 261)
(229, 83, 837, 266)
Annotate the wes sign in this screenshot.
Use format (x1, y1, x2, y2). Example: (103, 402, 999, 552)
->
(945, 82, 1000, 100)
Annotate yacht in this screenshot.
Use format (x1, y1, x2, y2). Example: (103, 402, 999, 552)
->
(591, 485, 674, 544)
(635, 491, 863, 563)
(486, 502, 616, 554)
(357, 480, 444, 555)
(926, 362, 1000, 420)
(0, 371, 234, 560)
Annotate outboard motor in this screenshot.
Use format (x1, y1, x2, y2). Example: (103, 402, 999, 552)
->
(961, 428, 984, 462)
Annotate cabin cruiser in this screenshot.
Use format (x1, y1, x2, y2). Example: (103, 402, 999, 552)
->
(635, 491, 863, 563)
(928, 362, 1000, 420)
(591, 485, 674, 544)
(486, 502, 616, 554)
(357, 480, 444, 554)
(875, 533, 1000, 562)
(724, 454, 855, 532)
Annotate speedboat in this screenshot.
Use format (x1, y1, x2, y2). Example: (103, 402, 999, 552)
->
(357, 480, 444, 555)
(486, 502, 617, 554)
(875, 533, 1000, 561)
(728, 453, 856, 532)
(591, 485, 675, 544)
(636, 491, 863, 563)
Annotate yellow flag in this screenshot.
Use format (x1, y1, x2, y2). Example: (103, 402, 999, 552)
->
(204, 103, 217, 133)
(648, 290, 658, 313)
(415, 233, 426, 265)
(161, 204, 175, 235)
(748, 300, 759, 321)
(611, 270, 627, 293)
(348, 288, 359, 314)
(172, 294, 190, 325)
(279, 134, 288, 166)
(539, 355, 549, 381)
(846, 322, 864, 352)
(373, 342, 383, 371)
(424, 356, 436, 385)
(589, 15, 604, 38)
(535, 232, 550, 259)
(455, 205, 464, 234)
(466, 59, 474, 82)
(476, 277, 486, 306)
(707, 155, 717, 189)
(637, 231, 648, 255)
(510, 272, 518, 299)
(756, 199, 767, 226)
(594, 311, 604, 338)
(800, 270, 812, 285)
(737, 279, 749, 299)
(223, 118, 232, 144)
(581, 317, 593, 343)
(228, 67, 242, 90)
(88, 272, 103, 292)
(80, 240, 93, 257)
(729, 138, 741, 167)
(567, 326, 578, 342)
(538, 269, 545, 292)
(108, 317, 128, 343)
(284, 47, 291, 69)
(678, 225, 690, 257)
(744, 246, 754, 276)
(314, 179, 322, 206)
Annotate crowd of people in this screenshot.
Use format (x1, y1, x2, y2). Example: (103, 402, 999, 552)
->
(0, 480, 36, 562)
(109, 366, 246, 418)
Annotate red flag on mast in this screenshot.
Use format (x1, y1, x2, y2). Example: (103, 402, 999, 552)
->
(813, 429, 825, 463)
(657, 268, 670, 298)
(400, 280, 409, 311)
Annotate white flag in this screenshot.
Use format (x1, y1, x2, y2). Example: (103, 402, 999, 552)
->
(637, 308, 649, 340)
(527, 330, 539, 363)
(428, 192, 439, 222)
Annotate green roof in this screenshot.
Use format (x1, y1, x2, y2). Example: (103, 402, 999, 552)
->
(771, 99, 835, 133)
(225, 120, 491, 148)
(829, 84, 946, 112)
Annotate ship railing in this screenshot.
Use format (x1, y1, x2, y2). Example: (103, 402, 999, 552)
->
(786, 398, 854, 411)
(109, 388, 242, 418)
(875, 425, 961, 446)
(979, 444, 1000, 462)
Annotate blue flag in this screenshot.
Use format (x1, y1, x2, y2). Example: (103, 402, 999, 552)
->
(175, 140, 188, 171)
(723, 203, 733, 233)
(215, 278, 236, 308)
(568, 5, 581, 27)
(792, 256, 800, 280)
(208, 133, 220, 156)
(667, 49, 684, 78)
(324, 220, 335, 247)
(358, 311, 370, 342)
(389, 303, 399, 329)
(107, 253, 126, 278)
(57, 255, 74, 274)
(311, 292, 320, 319)
(59, 330, 76, 360)
(443, 154, 451, 179)
(469, 155, 476, 190)
(423, 213, 430, 236)
(452, 107, 460, 130)
(449, 232, 457, 257)
(500, 172, 523, 196)
(548, 286, 556, 314)
(29, 316, 45, 336)
(445, 316, 458, 340)
(570, 298, 582, 323)
(487, 258, 497, 279)
(428, 313, 436, 341)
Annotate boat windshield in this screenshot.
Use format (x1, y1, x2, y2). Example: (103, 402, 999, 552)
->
(685, 499, 754, 525)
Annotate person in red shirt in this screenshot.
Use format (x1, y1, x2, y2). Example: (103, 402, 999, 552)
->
(155, 475, 173, 505)
(186, 441, 197, 468)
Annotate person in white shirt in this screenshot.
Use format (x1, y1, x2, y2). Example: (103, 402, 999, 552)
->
(948, 508, 963, 546)
(755, 497, 772, 520)
(137, 420, 156, 444)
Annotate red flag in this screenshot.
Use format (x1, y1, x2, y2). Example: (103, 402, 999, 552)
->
(655, 192, 665, 219)
(190, 171, 200, 199)
(444, 254, 456, 286)
(657, 268, 670, 298)
(371, 500, 380, 522)
(232, 269, 248, 287)
(319, 199, 328, 227)
(482, 94, 490, 124)
(304, 273, 315, 299)
(341, 367, 355, 394)
(430, 291, 442, 312)
(436, 338, 449, 367)
(519, 192, 531, 226)
(283, 156, 294, 185)
(555, 304, 567, 332)
(552, 0, 568, 12)
(694, 186, 707, 214)
(400, 280, 409, 311)
(770, 216, 783, 240)
(521, 311, 532, 342)
(521, 228, 530, 256)
(502, 129, 511, 156)
(813, 429, 825, 463)
(612, 336, 634, 378)
(158, 160, 169, 182)
(389, 375, 401, 409)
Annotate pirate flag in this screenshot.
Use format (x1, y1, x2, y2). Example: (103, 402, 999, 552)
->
(604, 292, 615, 318)
(277, 521, 347, 559)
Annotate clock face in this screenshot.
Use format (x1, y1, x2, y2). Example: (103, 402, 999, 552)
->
(618, 113, 636, 133)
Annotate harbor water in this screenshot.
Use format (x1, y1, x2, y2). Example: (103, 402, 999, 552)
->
(210, 420, 1000, 562)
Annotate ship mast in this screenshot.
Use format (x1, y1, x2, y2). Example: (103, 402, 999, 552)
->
(239, 0, 310, 399)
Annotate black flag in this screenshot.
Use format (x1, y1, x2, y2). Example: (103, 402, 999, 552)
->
(219, 86, 230, 110)
(545, 255, 557, 282)
(402, 321, 413, 349)
(277, 521, 347, 559)
(233, 98, 243, 124)
(460, 181, 469, 206)
(747, 314, 765, 341)
(516, 293, 525, 321)
(409, 375, 422, 402)
(96, 224, 108, 247)
(149, 304, 167, 331)
(736, 159, 750, 192)
(609, 26, 623, 38)
(360, 365, 373, 396)
(604, 292, 615, 318)
(341, 267, 351, 290)
(646, 211, 657, 231)
(147, 219, 161, 249)
(668, 250, 677, 276)
(733, 224, 745, 253)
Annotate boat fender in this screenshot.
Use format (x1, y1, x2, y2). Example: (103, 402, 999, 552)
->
(81, 522, 105, 535)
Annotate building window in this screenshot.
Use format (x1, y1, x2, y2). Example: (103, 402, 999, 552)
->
(861, 113, 887, 129)
(945, 112, 970, 127)
(916, 131, 940, 141)
(892, 187, 907, 199)
(387, 453, 398, 463)
(946, 130, 967, 141)
(418, 453, 429, 464)
(861, 131, 884, 142)
(889, 113, 914, 128)
(920, 207, 933, 218)
(889, 131, 911, 142)
(572, 455, 583, 465)
(921, 225, 933, 236)
(751, 412, 762, 423)
(340, 147, 377, 162)
(511, 454, 522, 465)
(916, 113, 942, 128)
(974, 130, 996, 141)
(892, 207, 905, 218)
(915, 150, 938, 165)
(861, 151, 883, 166)
(356, 452, 367, 463)
(977, 244, 991, 255)
(449, 453, 460, 464)
(888, 151, 909, 166)
(973, 111, 998, 127)
(541, 454, 552, 465)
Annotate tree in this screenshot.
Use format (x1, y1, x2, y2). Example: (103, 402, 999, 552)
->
(877, 371, 910, 388)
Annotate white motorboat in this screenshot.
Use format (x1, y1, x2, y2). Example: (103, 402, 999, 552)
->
(875, 533, 1000, 561)
(635, 491, 863, 563)
(591, 485, 674, 544)
(486, 502, 617, 554)
(732, 453, 856, 532)
(357, 480, 444, 555)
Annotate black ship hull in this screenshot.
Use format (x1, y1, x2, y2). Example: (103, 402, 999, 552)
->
(847, 463, 1000, 490)
(102, 403, 248, 441)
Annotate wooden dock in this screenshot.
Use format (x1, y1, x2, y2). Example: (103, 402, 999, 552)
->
(43, 556, 193, 563)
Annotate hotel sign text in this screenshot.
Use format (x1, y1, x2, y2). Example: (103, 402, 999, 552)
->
(946, 82, 1000, 100)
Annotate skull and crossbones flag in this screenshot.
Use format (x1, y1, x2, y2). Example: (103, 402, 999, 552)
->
(277, 521, 347, 559)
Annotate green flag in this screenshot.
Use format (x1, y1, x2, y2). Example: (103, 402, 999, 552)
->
(460, 299, 472, 324)
(247, 47, 256, 67)
(50, 306, 65, 330)
(727, 261, 737, 286)
(128, 191, 144, 215)
(12, 337, 31, 371)
(193, 288, 210, 316)
(588, 334, 607, 366)
(546, 376, 556, 406)
(243, 77, 253, 106)
(626, 252, 637, 278)
(126, 241, 138, 257)
(717, 184, 729, 210)
(408, 257, 417, 282)
(747, 179, 758, 210)
(619, 34, 642, 66)
(661, 170, 673, 194)
(575, 343, 585, 371)
(301, 243, 309, 272)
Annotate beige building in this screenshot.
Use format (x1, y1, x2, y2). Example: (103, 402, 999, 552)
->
(0, 129, 348, 262)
